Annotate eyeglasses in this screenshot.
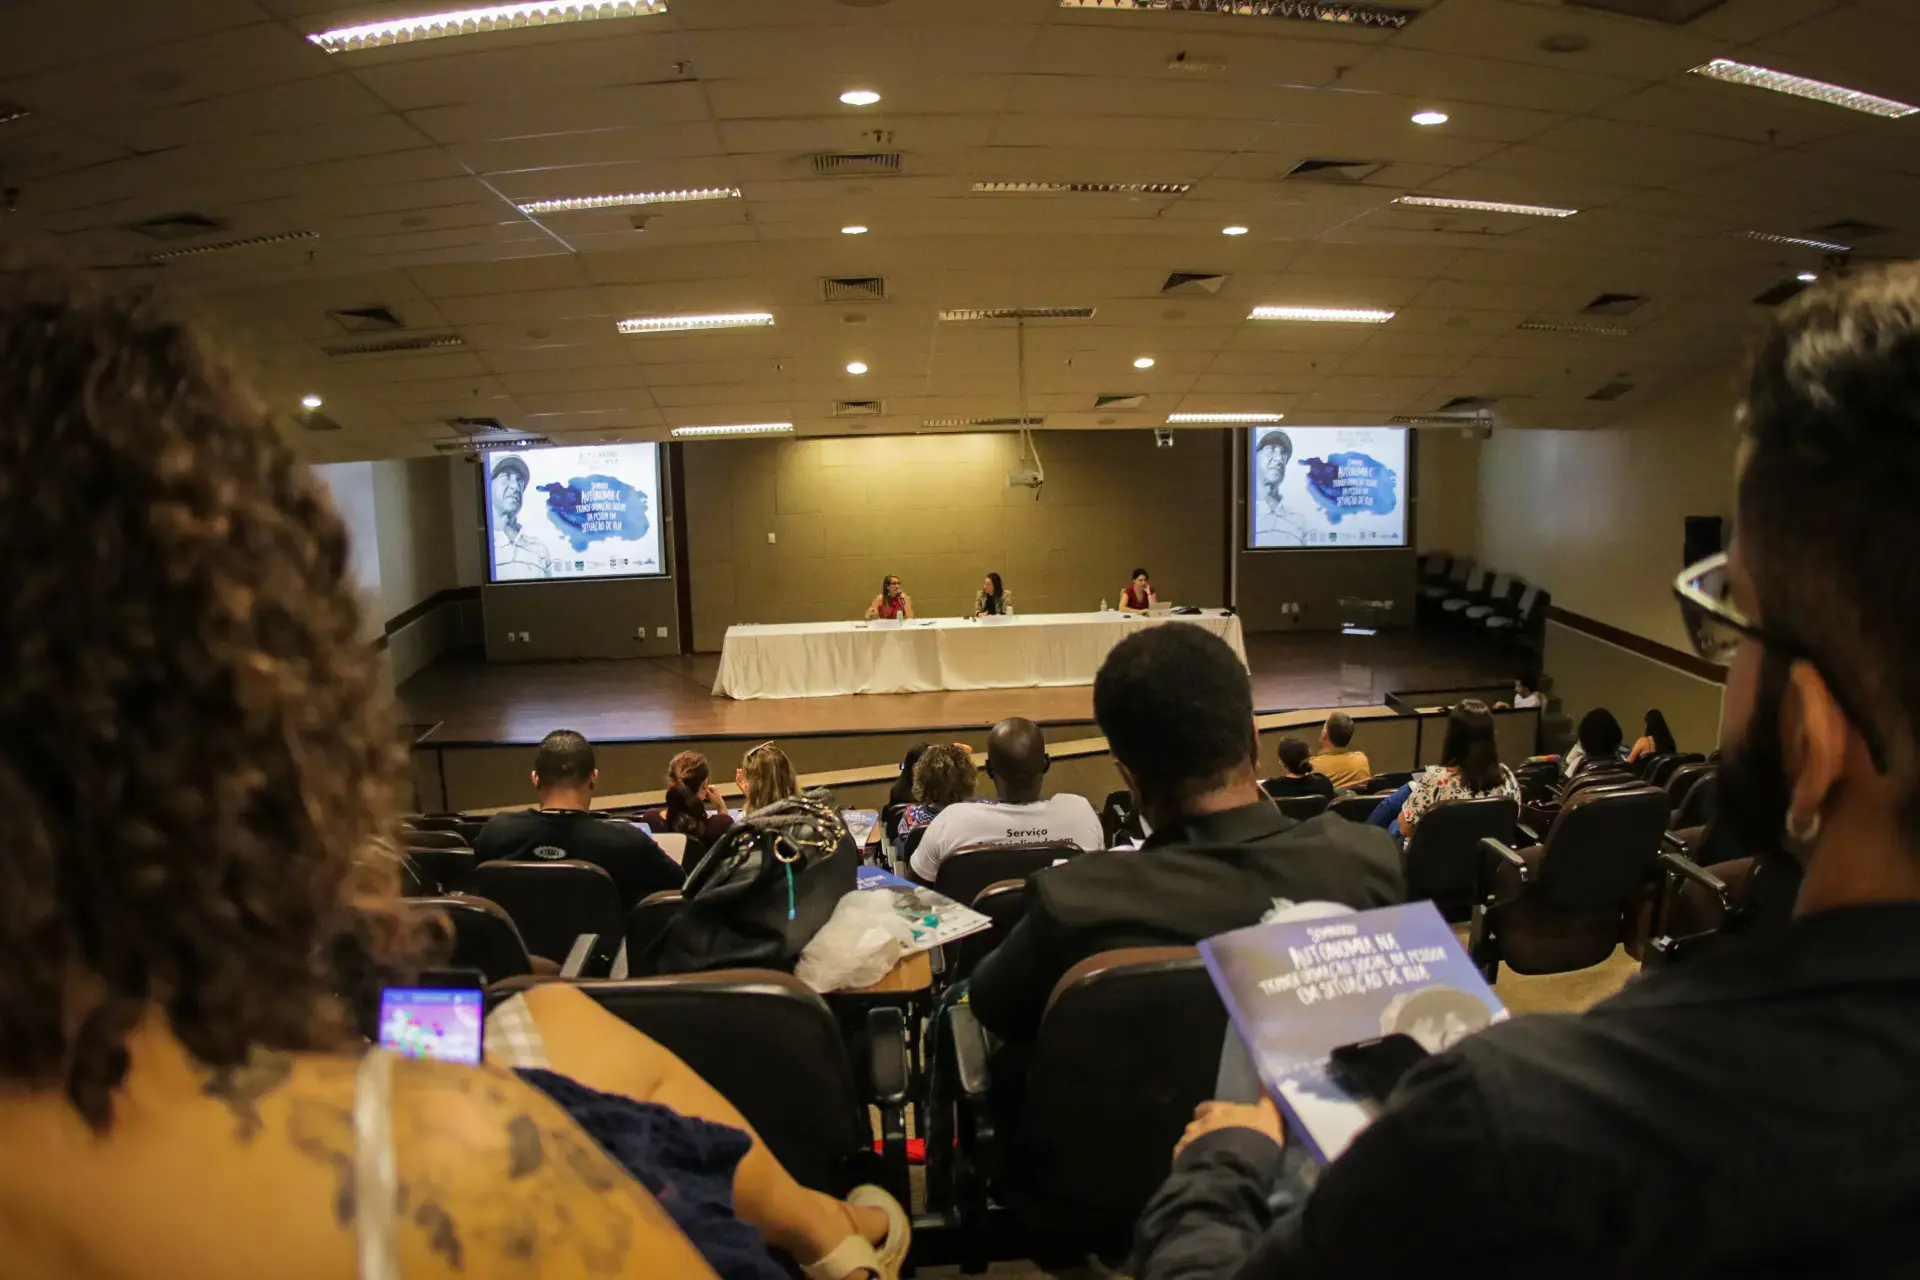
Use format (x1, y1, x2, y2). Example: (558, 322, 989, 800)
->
(1674, 552, 1888, 772)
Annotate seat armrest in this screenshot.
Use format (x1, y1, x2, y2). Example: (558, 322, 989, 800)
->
(949, 1001, 994, 1102)
(1515, 822, 1542, 846)
(609, 938, 629, 981)
(559, 932, 599, 979)
(1476, 837, 1529, 912)
(1482, 837, 1529, 877)
(1656, 849, 1728, 902)
(866, 1006, 912, 1211)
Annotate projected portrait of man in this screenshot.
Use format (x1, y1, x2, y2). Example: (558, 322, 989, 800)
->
(489, 454, 553, 580)
(1254, 428, 1310, 546)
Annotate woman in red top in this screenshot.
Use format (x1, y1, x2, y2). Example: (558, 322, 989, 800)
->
(865, 574, 914, 620)
(1117, 566, 1158, 614)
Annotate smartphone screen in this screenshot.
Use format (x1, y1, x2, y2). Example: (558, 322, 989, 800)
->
(377, 984, 485, 1065)
(1329, 1033, 1430, 1103)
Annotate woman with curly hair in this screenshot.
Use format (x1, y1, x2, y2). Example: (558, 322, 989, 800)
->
(897, 743, 978, 839)
(0, 275, 904, 1280)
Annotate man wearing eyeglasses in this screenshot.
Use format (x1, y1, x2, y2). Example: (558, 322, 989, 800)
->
(1133, 265, 1920, 1276)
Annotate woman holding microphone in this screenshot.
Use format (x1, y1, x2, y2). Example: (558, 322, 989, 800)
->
(864, 573, 914, 620)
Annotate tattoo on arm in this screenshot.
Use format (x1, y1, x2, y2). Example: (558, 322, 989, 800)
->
(198, 1046, 294, 1142)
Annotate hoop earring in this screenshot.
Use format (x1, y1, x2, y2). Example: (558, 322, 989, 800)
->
(1785, 809, 1823, 848)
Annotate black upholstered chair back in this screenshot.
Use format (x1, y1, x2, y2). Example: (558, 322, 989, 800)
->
(406, 846, 475, 895)
(1535, 786, 1670, 909)
(408, 895, 534, 984)
(1403, 796, 1519, 920)
(466, 859, 623, 967)
(930, 840, 1083, 906)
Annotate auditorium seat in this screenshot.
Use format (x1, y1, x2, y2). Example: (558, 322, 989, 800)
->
(1269, 793, 1329, 821)
(405, 846, 474, 895)
(1647, 752, 1706, 788)
(1463, 572, 1519, 623)
(403, 828, 470, 851)
(1364, 770, 1414, 793)
(935, 947, 1227, 1268)
(930, 840, 1083, 910)
(1665, 761, 1716, 813)
(946, 878, 1030, 984)
(1485, 584, 1549, 653)
(466, 860, 623, 976)
(1402, 796, 1519, 922)
(1646, 843, 1798, 969)
(407, 895, 539, 984)
(620, 890, 683, 977)
(1671, 770, 1718, 830)
(1419, 555, 1472, 618)
(1438, 566, 1490, 620)
(1099, 788, 1139, 848)
(1418, 550, 1453, 592)
(400, 855, 434, 898)
(1329, 793, 1389, 823)
(403, 814, 464, 834)
(567, 973, 909, 1205)
(1470, 784, 1670, 981)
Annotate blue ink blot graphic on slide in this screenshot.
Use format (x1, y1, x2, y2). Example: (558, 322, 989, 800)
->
(1304, 452, 1397, 525)
(540, 474, 651, 551)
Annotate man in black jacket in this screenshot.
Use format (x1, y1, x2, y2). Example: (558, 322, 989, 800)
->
(475, 729, 683, 910)
(1133, 264, 1920, 1278)
(967, 624, 1403, 1045)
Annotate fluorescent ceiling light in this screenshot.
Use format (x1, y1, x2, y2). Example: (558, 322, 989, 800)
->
(1738, 229, 1851, 252)
(972, 181, 1192, 195)
(671, 422, 793, 438)
(617, 311, 774, 334)
(516, 187, 738, 215)
(300, 394, 325, 410)
(1393, 194, 1577, 218)
(839, 89, 881, 106)
(841, 224, 868, 235)
(1133, 356, 1156, 369)
(1222, 224, 1249, 236)
(1057, 0, 1419, 30)
(1688, 58, 1919, 119)
(1515, 319, 1630, 337)
(308, 1, 664, 53)
(1167, 412, 1284, 423)
(1249, 305, 1394, 324)
(1797, 271, 1819, 283)
(845, 361, 870, 375)
(1410, 110, 1449, 126)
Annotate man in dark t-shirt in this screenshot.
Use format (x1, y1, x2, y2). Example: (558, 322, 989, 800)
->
(474, 729, 682, 909)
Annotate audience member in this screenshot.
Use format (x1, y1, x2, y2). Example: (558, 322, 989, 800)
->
(1511, 672, 1544, 709)
(1117, 566, 1158, 614)
(1134, 260, 1920, 1276)
(1308, 712, 1371, 790)
(0, 274, 719, 1276)
(1562, 706, 1627, 777)
(642, 750, 735, 848)
(974, 572, 1013, 617)
(887, 741, 932, 810)
(1628, 707, 1678, 763)
(908, 718, 1101, 881)
(899, 743, 977, 838)
(737, 741, 799, 813)
(474, 729, 683, 909)
(1366, 700, 1517, 843)
(1263, 738, 1336, 800)
(968, 625, 1402, 1044)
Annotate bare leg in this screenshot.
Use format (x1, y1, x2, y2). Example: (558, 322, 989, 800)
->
(500, 983, 890, 1264)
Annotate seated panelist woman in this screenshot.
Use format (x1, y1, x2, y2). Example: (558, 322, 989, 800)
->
(864, 574, 914, 620)
(974, 572, 1013, 617)
(1117, 566, 1158, 615)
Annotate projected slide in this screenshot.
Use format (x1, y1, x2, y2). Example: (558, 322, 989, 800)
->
(484, 443, 664, 582)
(1247, 426, 1407, 550)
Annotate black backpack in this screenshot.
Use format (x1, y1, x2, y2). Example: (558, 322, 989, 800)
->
(643, 795, 859, 975)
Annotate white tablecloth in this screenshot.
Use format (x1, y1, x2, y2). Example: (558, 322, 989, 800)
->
(712, 610, 1248, 699)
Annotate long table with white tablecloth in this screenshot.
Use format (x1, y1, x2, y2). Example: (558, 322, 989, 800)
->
(712, 610, 1248, 700)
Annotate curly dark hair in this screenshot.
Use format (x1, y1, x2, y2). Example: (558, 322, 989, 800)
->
(0, 271, 415, 1130)
(913, 743, 978, 807)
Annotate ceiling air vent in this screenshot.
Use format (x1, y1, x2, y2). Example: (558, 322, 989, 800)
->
(124, 211, 229, 241)
(1586, 380, 1635, 402)
(296, 410, 342, 433)
(1057, 1, 1420, 30)
(1163, 272, 1226, 295)
(447, 416, 516, 436)
(1094, 393, 1146, 410)
(938, 306, 1096, 321)
(1517, 319, 1631, 336)
(971, 181, 1191, 195)
(323, 332, 465, 358)
(1582, 292, 1645, 316)
(1565, 0, 1729, 21)
(921, 416, 1045, 429)
(809, 151, 903, 177)
(822, 276, 887, 303)
(1807, 217, 1890, 241)
(146, 229, 318, 261)
(833, 400, 884, 416)
(328, 305, 405, 333)
(1438, 395, 1497, 412)
(1752, 278, 1810, 307)
(1283, 158, 1386, 184)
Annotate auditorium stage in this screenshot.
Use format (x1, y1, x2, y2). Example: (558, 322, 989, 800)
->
(396, 629, 1514, 747)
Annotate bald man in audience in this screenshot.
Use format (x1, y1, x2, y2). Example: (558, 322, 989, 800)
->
(909, 718, 1103, 882)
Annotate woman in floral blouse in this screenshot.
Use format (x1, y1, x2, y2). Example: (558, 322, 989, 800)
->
(1369, 700, 1517, 843)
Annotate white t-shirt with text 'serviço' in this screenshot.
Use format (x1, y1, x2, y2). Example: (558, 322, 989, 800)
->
(908, 793, 1105, 882)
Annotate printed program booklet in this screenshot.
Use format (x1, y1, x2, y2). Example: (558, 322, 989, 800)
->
(854, 865, 993, 954)
(1200, 901, 1507, 1163)
(839, 809, 880, 849)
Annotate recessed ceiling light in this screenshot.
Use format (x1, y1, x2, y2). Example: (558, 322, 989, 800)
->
(308, 1, 665, 54)
(1393, 194, 1577, 218)
(1249, 305, 1394, 324)
(616, 311, 774, 334)
(1222, 224, 1249, 236)
(1688, 57, 1919, 119)
(846, 361, 869, 375)
(1410, 110, 1449, 126)
(1133, 356, 1156, 369)
(841, 224, 869, 235)
(300, 394, 324, 410)
(516, 187, 738, 215)
(839, 89, 881, 106)
(1737, 229, 1851, 252)
(671, 422, 793, 438)
(1797, 271, 1818, 282)
(1167, 412, 1284, 423)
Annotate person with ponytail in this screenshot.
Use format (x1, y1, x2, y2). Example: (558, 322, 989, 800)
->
(1368, 700, 1517, 843)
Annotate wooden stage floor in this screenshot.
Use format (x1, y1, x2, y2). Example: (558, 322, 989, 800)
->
(397, 630, 1517, 746)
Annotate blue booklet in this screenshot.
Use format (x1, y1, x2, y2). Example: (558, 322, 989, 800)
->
(854, 865, 993, 953)
(1199, 901, 1507, 1163)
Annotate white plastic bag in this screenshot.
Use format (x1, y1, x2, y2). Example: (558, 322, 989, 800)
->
(795, 889, 916, 993)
